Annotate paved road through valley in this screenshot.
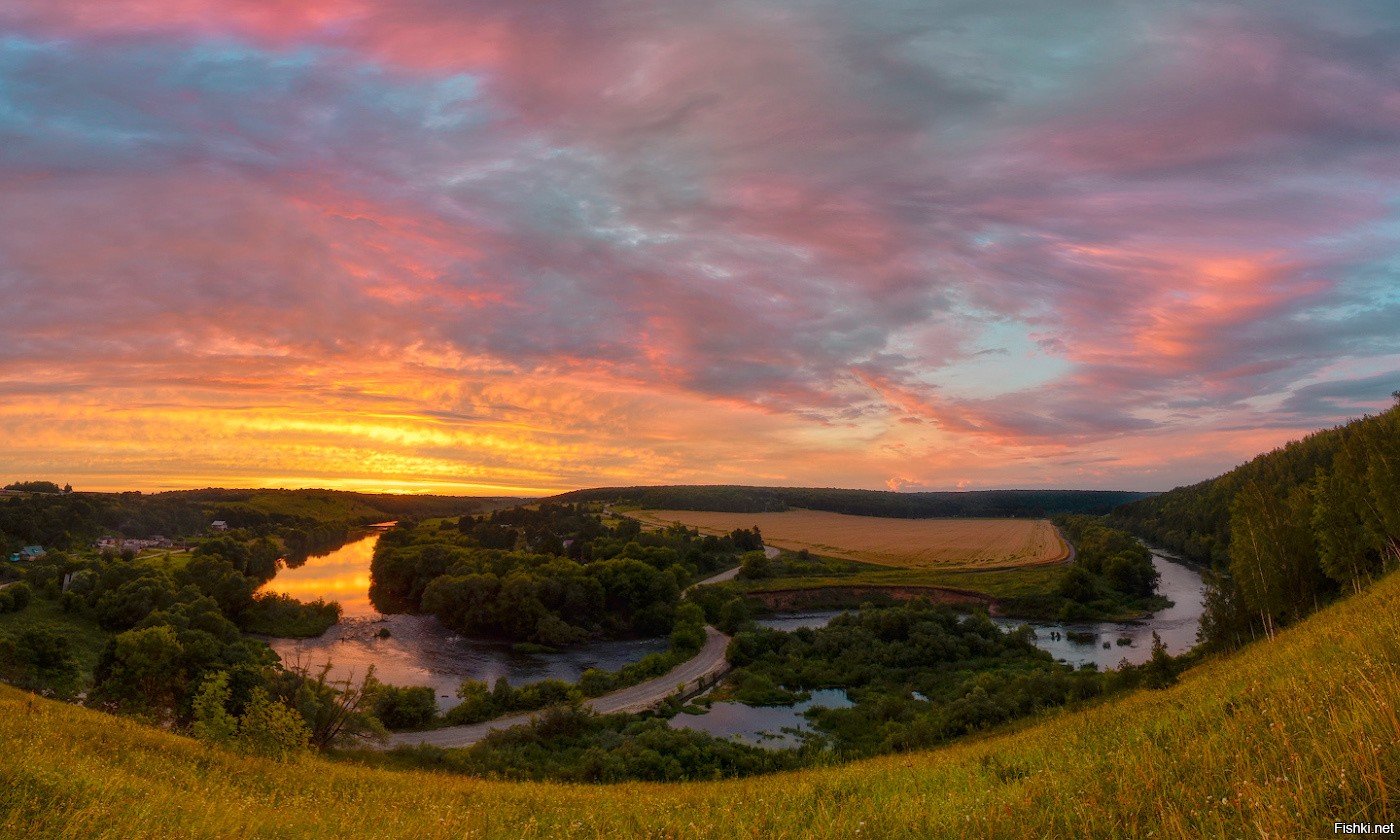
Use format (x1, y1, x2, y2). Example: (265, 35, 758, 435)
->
(381, 625, 731, 750)
(377, 545, 782, 750)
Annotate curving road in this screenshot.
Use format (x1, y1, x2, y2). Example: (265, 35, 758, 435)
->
(381, 624, 731, 750)
(376, 545, 784, 750)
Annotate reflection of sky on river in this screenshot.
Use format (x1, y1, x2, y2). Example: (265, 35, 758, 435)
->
(670, 688, 852, 749)
(754, 552, 1205, 671)
(268, 615, 669, 711)
(260, 534, 380, 617)
(990, 553, 1205, 669)
(260, 533, 667, 710)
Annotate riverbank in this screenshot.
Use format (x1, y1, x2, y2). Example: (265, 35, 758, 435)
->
(380, 625, 731, 749)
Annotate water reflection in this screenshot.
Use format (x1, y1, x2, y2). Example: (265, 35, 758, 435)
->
(670, 688, 852, 748)
(752, 551, 1206, 670)
(988, 551, 1205, 669)
(261, 534, 380, 617)
(267, 615, 669, 711)
(260, 533, 668, 710)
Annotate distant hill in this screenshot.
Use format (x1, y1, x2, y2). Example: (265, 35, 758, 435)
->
(550, 485, 1152, 519)
(0, 488, 523, 556)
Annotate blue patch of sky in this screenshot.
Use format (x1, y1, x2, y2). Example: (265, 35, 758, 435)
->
(0, 34, 491, 171)
(933, 320, 1071, 398)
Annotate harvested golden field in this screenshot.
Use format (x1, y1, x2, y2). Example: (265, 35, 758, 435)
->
(630, 509, 1069, 568)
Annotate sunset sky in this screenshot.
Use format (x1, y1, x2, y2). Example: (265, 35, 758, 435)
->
(3, 0, 1398, 496)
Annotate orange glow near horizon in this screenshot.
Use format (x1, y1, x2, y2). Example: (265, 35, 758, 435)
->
(3, 2, 1395, 495)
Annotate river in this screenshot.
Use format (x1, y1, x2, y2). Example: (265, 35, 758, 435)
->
(751, 550, 1207, 669)
(260, 534, 667, 710)
(680, 550, 1206, 748)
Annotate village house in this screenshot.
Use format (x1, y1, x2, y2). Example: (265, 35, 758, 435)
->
(8, 546, 45, 562)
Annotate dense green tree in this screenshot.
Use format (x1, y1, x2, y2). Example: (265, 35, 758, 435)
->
(100, 625, 187, 709)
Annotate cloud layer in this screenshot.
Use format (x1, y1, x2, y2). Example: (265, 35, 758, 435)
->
(2, 0, 1398, 493)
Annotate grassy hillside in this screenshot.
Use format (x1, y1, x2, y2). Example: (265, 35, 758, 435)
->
(3, 570, 1396, 838)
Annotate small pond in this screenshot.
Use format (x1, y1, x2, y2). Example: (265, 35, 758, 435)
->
(669, 688, 853, 748)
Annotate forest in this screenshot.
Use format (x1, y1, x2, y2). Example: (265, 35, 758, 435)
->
(552, 485, 1150, 518)
(369, 504, 763, 643)
(1113, 399, 1400, 648)
(0, 531, 368, 751)
(0, 486, 500, 559)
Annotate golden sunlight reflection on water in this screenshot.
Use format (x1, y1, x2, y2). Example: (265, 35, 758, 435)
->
(260, 533, 380, 617)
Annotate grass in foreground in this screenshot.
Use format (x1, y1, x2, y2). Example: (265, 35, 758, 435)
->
(2, 571, 1397, 838)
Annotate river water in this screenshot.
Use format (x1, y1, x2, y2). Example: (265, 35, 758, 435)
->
(260, 534, 667, 710)
(751, 550, 1207, 669)
(261, 536, 1204, 729)
(681, 550, 1207, 748)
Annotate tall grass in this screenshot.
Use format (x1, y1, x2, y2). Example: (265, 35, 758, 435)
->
(2, 571, 1397, 838)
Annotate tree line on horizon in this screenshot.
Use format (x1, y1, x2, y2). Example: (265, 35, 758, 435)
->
(552, 486, 1151, 518)
(0, 488, 490, 560)
(1113, 398, 1400, 649)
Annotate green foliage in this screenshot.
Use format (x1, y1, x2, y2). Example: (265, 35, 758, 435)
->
(1115, 404, 1400, 649)
(278, 663, 385, 749)
(738, 551, 772, 579)
(238, 687, 311, 760)
(0, 626, 79, 692)
(3, 568, 1400, 836)
(374, 507, 756, 643)
(191, 671, 239, 745)
(371, 683, 439, 730)
(4, 480, 64, 494)
(241, 592, 341, 638)
(444, 677, 582, 725)
(1046, 516, 1163, 619)
(0, 582, 30, 613)
(721, 602, 1105, 757)
(554, 485, 1151, 518)
(100, 625, 187, 710)
(176, 554, 257, 621)
(380, 706, 805, 782)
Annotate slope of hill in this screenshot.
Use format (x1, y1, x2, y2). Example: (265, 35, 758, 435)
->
(553, 485, 1151, 519)
(3, 566, 1395, 838)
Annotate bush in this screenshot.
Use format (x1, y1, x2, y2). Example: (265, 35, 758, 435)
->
(579, 668, 613, 697)
(192, 671, 239, 745)
(373, 685, 439, 730)
(238, 688, 311, 760)
(738, 552, 772, 580)
(7, 582, 31, 611)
